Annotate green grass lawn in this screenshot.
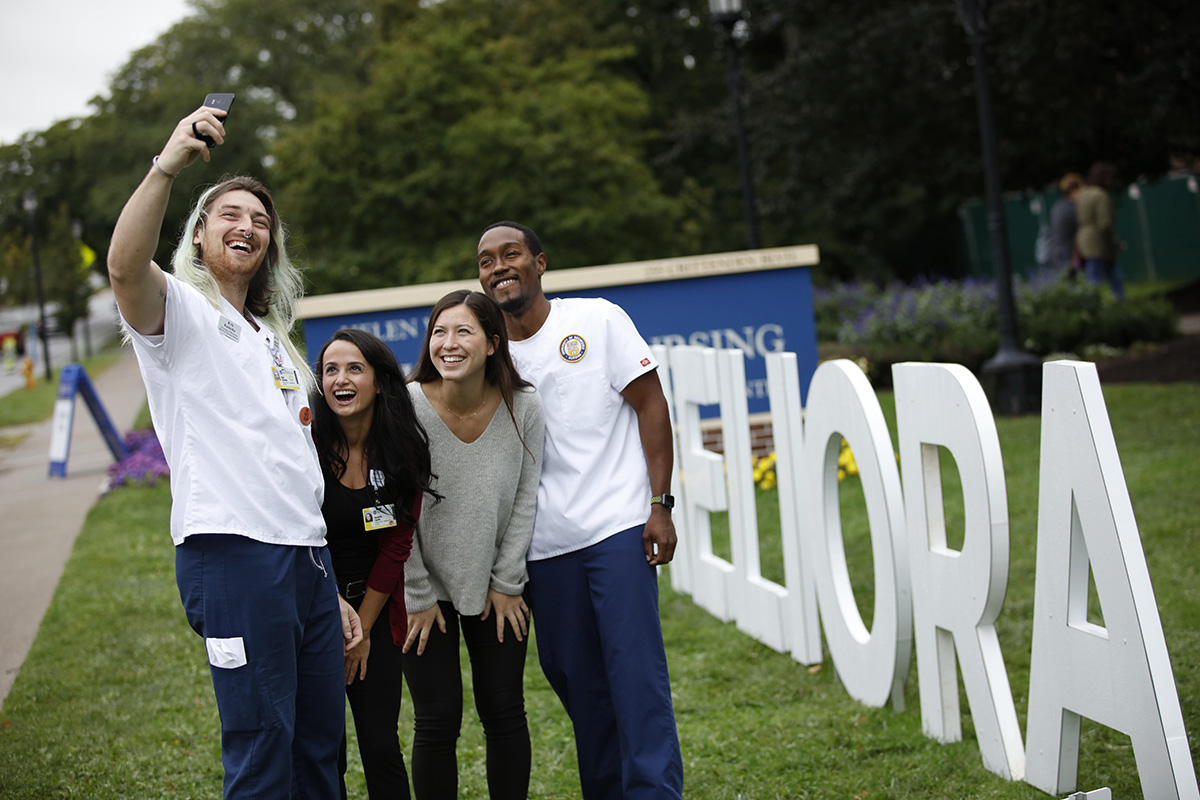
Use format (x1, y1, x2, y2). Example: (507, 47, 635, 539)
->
(0, 348, 123, 429)
(0, 383, 1196, 799)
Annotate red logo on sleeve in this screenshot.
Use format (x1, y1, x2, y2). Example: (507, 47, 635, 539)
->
(640, 358, 651, 366)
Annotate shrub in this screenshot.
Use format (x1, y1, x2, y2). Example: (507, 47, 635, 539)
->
(815, 272, 1178, 385)
(812, 281, 882, 342)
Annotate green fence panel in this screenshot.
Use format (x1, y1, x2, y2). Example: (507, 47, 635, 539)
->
(958, 173, 1200, 285)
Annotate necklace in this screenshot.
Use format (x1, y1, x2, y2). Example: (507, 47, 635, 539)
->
(439, 390, 489, 421)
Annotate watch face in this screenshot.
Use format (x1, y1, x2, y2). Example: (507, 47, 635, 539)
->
(653, 494, 675, 509)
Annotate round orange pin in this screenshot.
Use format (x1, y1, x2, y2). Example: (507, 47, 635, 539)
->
(299, 406, 312, 426)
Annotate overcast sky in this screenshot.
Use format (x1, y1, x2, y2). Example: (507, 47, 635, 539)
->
(0, 0, 194, 146)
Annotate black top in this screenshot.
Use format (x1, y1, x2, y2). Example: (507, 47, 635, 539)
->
(321, 470, 383, 585)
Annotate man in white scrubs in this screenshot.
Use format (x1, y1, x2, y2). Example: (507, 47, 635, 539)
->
(478, 221, 684, 800)
(108, 103, 361, 799)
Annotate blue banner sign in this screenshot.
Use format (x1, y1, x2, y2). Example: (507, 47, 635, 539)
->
(300, 245, 821, 413)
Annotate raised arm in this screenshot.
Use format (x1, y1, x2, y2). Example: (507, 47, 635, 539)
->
(107, 105, 229, 335)
(621, 369, 677, 566)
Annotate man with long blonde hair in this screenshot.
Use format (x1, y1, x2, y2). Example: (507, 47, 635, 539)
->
(108, 103, 361, 799)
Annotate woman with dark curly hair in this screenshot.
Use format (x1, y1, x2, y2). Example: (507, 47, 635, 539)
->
(313, 328, 437, 800)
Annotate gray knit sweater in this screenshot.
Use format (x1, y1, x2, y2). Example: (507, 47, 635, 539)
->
(405, 382, 544, 616)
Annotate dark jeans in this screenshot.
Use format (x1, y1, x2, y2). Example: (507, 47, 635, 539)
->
(1085, 258, 1125, 300)
(402, 600, 530, 800)
(341, 600, 411, 800)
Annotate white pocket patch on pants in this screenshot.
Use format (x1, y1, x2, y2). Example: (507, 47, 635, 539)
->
(205, 637, 247, 669)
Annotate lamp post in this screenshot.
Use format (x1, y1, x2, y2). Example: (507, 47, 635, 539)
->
(23, 190, 53, 381)
(955, 0, 1040, 415)
(710, 0, 761, 250)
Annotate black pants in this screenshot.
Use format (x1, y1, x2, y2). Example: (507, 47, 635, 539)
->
(402, 600, 530, 800)
(341, 600, 411, 800)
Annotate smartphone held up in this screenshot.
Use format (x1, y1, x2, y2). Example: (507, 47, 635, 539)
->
(194, 93, 235, 148)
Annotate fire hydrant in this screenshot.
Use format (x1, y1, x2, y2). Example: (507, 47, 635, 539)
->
(21, 356, 35, 391)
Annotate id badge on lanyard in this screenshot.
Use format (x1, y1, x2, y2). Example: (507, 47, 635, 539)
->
(363, 469, 397, 531)
(265, 335, 302, 391)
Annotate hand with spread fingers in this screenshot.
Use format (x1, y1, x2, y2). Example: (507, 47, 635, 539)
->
(403, 603, 447, 656)
(344, 635, 371, 685)
(481, 588, 529, 644)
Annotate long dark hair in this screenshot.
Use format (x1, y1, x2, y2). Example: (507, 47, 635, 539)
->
(312, 329, 438, 525)
(410, 290, 534, 456)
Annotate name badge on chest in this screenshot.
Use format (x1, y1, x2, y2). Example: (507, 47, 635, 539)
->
(218, 315, 242, 342)
(363, 504, 397, 531)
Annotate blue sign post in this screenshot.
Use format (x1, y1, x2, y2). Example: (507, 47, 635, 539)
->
(300, 245, 821, 414)
(48, 363, 129, 478)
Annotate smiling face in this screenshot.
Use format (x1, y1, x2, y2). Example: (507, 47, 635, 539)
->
(428, 303, 497, 384)
(193, 189, 272, 286)
(477, 226, 546, 315)
(321, 339, 379, 422)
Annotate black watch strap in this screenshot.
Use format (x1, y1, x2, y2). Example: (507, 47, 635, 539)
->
(650, 493, 675, 510)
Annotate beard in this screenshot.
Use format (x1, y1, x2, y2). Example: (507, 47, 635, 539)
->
(495, 287, 533, 315)
(201, 244, 265, 288)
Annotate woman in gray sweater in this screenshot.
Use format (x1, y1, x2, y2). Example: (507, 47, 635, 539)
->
(403, 290, 544, 800)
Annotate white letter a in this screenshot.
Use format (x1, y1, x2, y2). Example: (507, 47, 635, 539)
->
(1025, 362, 1197, 798)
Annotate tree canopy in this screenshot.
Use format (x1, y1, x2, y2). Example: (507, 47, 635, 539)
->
(0, 0, 1196, 303)
(272, 0, 703, 289)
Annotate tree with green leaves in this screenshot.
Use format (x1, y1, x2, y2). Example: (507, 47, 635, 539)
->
(273, 0, 703, 292)
(2, 0, 1196, 291)
(0, 0, 376, 279)
(738, 0, 1200, 279)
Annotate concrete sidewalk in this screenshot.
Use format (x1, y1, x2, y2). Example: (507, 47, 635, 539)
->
(0, 348, 146, 705)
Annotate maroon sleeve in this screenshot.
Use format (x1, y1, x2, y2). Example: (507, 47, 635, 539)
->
(365, 494, 419, 595)
(365, 493, 422, 647)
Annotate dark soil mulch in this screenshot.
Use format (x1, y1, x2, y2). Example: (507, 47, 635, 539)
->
(1095, 279, 1200, 383)
(1166, 278, 1200, 314)
(1096, 334, 1200, 384)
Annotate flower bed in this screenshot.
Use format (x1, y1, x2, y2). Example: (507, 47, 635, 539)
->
(106, 429, 169, 491)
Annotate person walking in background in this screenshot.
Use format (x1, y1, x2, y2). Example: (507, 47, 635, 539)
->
(313, 329, 438, 800)
(1049, 172, 1084, 277)
(478, 221, 684, 800)
(403, 290, 544, 800)
(107, 104, 361, 799)
(1076, 161, 1125, 299)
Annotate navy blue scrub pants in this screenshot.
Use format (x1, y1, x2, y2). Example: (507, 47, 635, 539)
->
(526, 526, 684, 800)
(176, 534, 346, 800)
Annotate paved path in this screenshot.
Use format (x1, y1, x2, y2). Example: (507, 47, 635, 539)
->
(0, 348, 146, 705)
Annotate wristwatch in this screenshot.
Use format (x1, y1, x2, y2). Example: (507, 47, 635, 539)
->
(650, 493, 675, 510)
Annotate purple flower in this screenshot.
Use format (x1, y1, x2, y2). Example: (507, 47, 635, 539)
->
(106, 429, 170, 491)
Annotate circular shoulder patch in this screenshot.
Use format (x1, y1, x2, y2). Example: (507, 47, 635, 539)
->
(559, 334, 587, 363)
(299, 406, 312, 426)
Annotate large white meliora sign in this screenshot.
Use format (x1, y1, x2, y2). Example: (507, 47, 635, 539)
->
(655, 348, 1198, 799)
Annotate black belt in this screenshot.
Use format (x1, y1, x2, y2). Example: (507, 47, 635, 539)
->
(339, 579, 367, 600)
